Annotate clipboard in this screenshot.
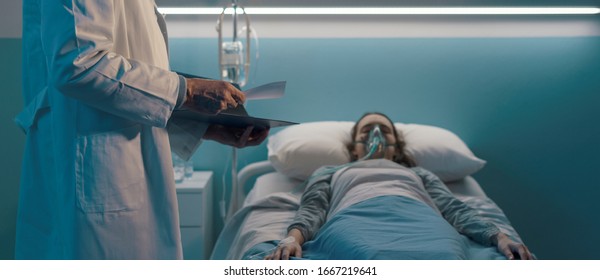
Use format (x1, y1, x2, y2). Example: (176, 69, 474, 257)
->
(172, 72, 297, 129)
(171, 104, 297, 129)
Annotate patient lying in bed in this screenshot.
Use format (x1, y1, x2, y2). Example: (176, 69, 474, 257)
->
(264, 112, 533, 260)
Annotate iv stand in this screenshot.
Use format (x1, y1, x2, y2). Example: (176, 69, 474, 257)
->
(216, 0, 252, 222)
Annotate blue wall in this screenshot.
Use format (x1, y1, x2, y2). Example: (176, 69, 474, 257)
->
(170, 37, 600, 260)
(0, 38, 23, 260)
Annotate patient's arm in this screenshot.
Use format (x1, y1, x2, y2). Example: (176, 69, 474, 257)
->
(411, 167, 501, 246)
(287, 181, 332, 242)
(266, 179, 332, 260)
(413, 167, 533, 260)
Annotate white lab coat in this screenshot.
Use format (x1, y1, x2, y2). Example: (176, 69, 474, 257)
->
(15, 0, 206, 259)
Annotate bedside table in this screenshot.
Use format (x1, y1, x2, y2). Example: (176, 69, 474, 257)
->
(175, 171, 214, 260)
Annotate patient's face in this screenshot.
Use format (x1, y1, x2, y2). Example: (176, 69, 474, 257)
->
(353, 114, 397, 160)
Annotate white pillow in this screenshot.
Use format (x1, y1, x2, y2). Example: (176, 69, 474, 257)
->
(267, 122, 353, 180)
(396, 123, 486, 182)
(267, 121, 486, 182)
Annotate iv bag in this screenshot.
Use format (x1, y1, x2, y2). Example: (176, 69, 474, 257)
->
(221, 40, 246, 87)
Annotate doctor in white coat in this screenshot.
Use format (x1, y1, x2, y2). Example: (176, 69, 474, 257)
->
(15, 0, 267, 259)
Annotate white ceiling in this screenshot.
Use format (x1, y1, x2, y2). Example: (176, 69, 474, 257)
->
(155, 0, 600, 7)
(2, 1, 599, 39)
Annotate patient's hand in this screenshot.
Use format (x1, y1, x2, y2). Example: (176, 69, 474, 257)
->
(265, 233, 303, 260)
(494, 233, 534, 260)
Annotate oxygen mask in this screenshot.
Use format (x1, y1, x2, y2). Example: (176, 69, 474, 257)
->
(359, 124, 387, 160)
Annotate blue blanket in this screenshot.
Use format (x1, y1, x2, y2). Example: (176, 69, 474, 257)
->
(244, 196, 505, 260)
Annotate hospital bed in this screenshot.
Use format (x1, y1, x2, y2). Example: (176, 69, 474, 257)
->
(210, 121, 526, 260)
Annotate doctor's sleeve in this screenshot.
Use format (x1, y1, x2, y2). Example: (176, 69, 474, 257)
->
(41, 0, 183, 128)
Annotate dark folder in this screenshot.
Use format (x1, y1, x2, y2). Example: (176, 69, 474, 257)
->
(171, 104, 297, 129)
(171, 73, 297, 129)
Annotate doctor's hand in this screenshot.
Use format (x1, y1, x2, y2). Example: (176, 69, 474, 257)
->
(202, 124, 269, 148)
(183, 78, 245, 115)
(493, 232, 534, 260)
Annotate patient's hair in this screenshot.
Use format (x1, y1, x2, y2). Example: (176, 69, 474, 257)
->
(348, 112, 416, 167)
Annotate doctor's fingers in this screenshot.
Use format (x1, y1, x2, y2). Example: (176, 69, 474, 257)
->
(185, 79, 245, 113)
(234, 126, 255, 148)
(246, 127, 270, 146)
(201, 79, 245, 105)
(218, 88, 244, 109)
(188, 93, 237, 115)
